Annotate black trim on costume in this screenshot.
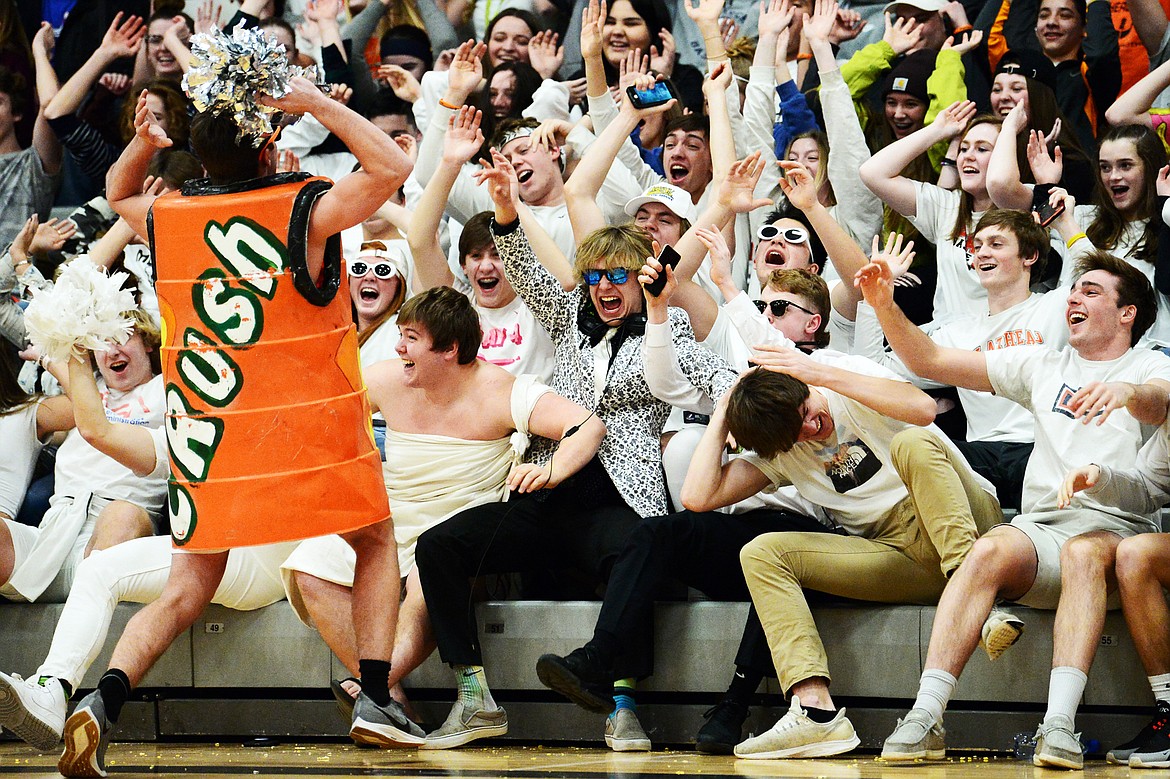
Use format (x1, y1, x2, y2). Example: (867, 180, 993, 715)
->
(146, 207, 157, 285)
(286, 179, 341, 307)
(179, 171, 312, 197)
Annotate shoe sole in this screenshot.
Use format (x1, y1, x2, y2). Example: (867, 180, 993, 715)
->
(330, 680, 357, 723)
(1033, 751, 1083, 770)
(1107, 751, 1133, 766)
(735, 734, 861, 759)
(535, 655, 614, 714)
(57, 708, 106, 778)
(606, 734, 651, 752)
(1131, 753, 1170, 769)
(880, 747, 947, 761)
(350, 717, 425, 749)
(420, 722, 509, 750)
(982, 619, 1024, 661)
(0, 677, 61, 751)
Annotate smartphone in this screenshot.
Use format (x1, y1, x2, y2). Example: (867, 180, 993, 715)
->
(626, 80, 678, 110)
(1031, 183, 1065, 227)
(644, 244, 681, 297)
(1035, 199, 1066, 227)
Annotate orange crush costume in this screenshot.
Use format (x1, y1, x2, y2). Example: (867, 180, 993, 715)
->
(149, 172, 389, 549)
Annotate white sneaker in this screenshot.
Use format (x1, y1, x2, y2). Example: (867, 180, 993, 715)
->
(606, 708, 651, 751)
(0, 672, 66, 751)
(980, 609, 1024, 661)
(733, 696, 860, 759)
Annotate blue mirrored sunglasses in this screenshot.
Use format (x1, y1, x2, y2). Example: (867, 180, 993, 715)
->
(582, 268, 629, 286)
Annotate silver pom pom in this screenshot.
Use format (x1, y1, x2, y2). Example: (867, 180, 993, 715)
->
(183, 23, 318, 145)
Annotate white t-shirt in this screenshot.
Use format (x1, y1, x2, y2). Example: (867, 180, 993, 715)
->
(930, 291, 1070, 442)
(910, 182, 987, 323)
(745, 387, 992, 536)
(987, 345, 1170, 516)
(454, 278, 556, 383)
(0, 402, 41, 518)
(52, 374, 167, 517)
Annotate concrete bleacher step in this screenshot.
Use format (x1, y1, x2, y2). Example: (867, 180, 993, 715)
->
(0, 599, 1155, 750)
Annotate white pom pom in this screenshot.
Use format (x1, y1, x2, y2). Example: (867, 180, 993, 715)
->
(24, 258, 137, 362)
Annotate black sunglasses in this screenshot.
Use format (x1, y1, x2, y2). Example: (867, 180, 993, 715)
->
(753, 298, 815, 317)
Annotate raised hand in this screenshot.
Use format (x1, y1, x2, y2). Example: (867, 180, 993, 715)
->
(305, 0, 344, 23)
(277, 148, 301, 174)
(32, 21, 55, 60)
(828, 6, 864, 43)
(29, 218, 78, 254)
(638, 248, 679, 309)
(622, 72, 678, 115)
(941, 27, 983, 55)
(259, 76, 329, 115)
(434, 47, 458, 71)
(442, 105, 486, 164)
(446, 40, 488, 102)
(530, 118, 573, 150)
(803, 0, 840, 47)
(618, 48, 650, 92)
(758, 0, 795, 40)
(378, 64, 421, 103)
(327, 84, 353, 105)
(750, 342, 823, 384)
(99, 73, 132, 96)
(133, 90, 174, 149)
(882, 12, 922, 56)
(1066, 381, 1136, 426)
(685, 0, 727, 28)
(162, 15, 191, 50)
(528, 30, 564, 79)
(101, 12, 146, 59)
(648, 29, 676, 76)
(580, 0, 607, 61)
(473, 149, 521, 212)
(702, 59, 733, 96)
(716, 152, 774, 214)
(10, 216, 39, 265)
(931, 99, 978, 140)
(872, 231, 915, 282)
(854, 237, 897, 309)
(1026, 129, 1064, 185)
(695, 225, 733, 290)
(195, 0, 223, 34)
(1002, 100, 1027, 135)
(394, 133, 418, 163)
(719, 17, 740, 47)
(778, 160, 818, 211)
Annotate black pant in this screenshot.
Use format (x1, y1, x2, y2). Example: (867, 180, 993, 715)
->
(954, 439, 1034, 511)
(593, 508, 832, 679)
(416, 459, 641, 667)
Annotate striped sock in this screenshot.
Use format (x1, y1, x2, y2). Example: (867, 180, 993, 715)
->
(612, 678, 636, 714)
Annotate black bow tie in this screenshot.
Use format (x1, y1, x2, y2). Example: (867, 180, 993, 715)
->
(578, 303, 647, 347)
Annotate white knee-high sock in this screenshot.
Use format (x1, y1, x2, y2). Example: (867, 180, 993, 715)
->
(1043, 667, 1088, 724)
(911, 669, 957, 724)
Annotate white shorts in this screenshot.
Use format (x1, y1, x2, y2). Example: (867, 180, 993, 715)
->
(1004, 509, 1150, 609)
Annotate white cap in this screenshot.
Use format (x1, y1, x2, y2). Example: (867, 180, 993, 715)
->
(883, 0, 946, 13)
(354, 240, 410, 281)
(623, 183, 697, 221)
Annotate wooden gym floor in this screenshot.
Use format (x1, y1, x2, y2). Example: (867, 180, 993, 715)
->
(0, 742, 1149, 778)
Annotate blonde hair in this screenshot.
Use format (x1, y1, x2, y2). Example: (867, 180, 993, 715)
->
(573, 225, 654, 282)
(125, 308, 163, 375)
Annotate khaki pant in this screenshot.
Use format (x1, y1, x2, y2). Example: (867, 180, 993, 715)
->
(741, 427, 1002, 693)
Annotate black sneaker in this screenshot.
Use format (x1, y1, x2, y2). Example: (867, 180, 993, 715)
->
(695, 697, 749, 755)
(1109, 700, 1170, 765)
(535, 647, 615, 714)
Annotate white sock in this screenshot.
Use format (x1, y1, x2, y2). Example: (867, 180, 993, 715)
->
(1149, 672, 1170, 704)
(1043, 667, 1087, 724)
(911, 669, 957, 724)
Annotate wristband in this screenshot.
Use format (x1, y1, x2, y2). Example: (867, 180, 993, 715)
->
(796, 52, 813, 61)
(438, 98, 461, 110)
(1066, 232, 1087, 248)
(940, 157, 957, 167)
(951, 24, 974, 34)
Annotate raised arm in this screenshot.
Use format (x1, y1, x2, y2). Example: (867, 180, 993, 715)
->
(985, 102, 1035, 210)
(703, 61, 737, 182)
(860, 99, 977, 218)
(45, 13, 145, 121)
(30, 24, 60, 113)
(856, 247, 993, 391)
(106, 90, 173, 238)
(1125, 0, 1170, 58)
(680, 390, 774, 511)
(262, 78, 415, 252)
(407, 106, 484, 291)
(66, 352, 157, 476)
(1105, 57, 1170, 129)
(564, 72, 677, 242)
